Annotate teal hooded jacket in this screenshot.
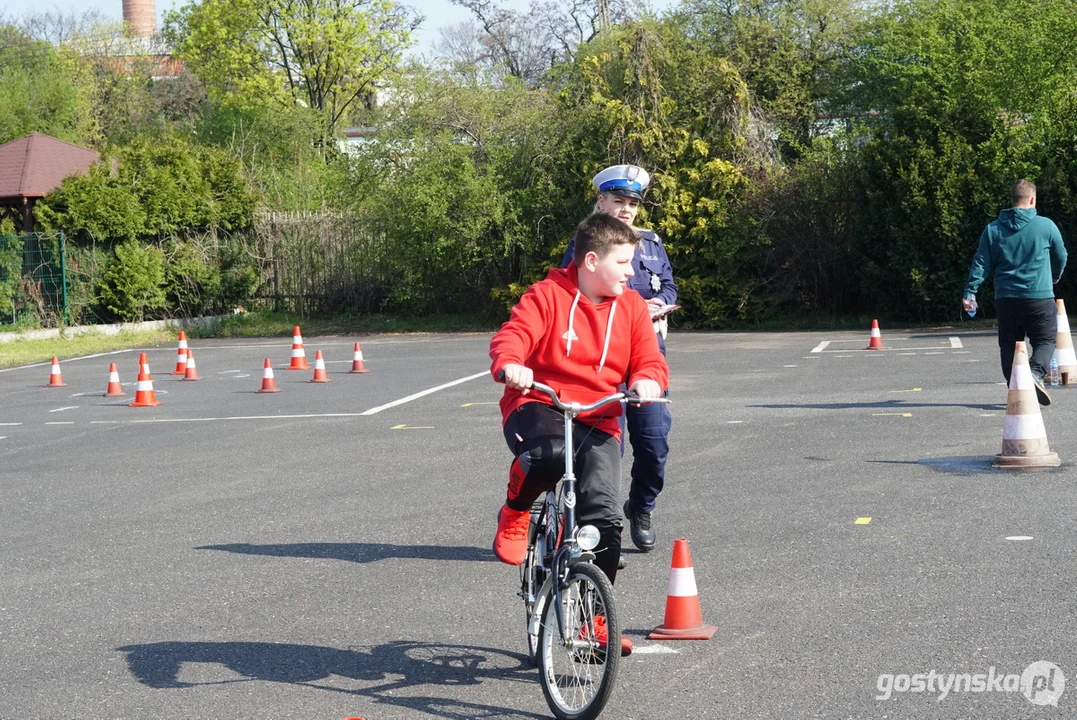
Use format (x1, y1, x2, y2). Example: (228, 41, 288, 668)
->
(965, 207, 1068, 300)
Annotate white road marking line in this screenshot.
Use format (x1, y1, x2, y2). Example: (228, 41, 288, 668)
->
(833, 355, 852, 358)
(49, 406, 79, 413)
(924, 351, 944, 355)
(0, 436, 6, 440)
(950, 337, 963, 348)
(218, 370, 242, 374)
(633, 644, 679, 654)
(897, 353, 917, 356)
(127, 413, 371, 424)
(90, 421, 119, 424)
(727, 420, 744, 424)
(45, 421, 74, 425)
(1005, 536, 1033, 541)
(0, 422, 23, 426)
(0, 348, 133, 373)
(783, 364, 797, 368)
(810, 341, 830, 353)
(360, 371, 489, 415)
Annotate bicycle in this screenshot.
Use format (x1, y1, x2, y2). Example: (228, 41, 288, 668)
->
(516, 381, 670, 720)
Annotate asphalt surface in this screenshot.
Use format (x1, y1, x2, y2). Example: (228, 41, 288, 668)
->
(1, 328, 1075, 719)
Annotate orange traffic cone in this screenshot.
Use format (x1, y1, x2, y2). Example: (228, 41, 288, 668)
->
(129, 372, 161, 407)
(171, 331, 189, 375)
(256, 358, 281, 393)
(287, 325, 310, 370)
(1053, 299, 1076, 385)
(46, 356, 67, 387)
(104, 362, 126, 397)
(347, 342, 370, 374)
(182, 349, 201, 381)
(994, 341, 1059, 468)
(138, 352, 153, 381)
(309, 350, 330, 383)
(864, 319, 887, 350)
(648, 538, 718, 640)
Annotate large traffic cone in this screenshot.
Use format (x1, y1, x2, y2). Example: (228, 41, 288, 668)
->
(347, 342, 370, 374)
(171, 331, 189, 375)
(256, 358, 281, 393)
(287, 326, 310, 370)
(994, 341, 1059, 469)
(1053, 299, 1077, 385)
(104, 363, 126, 397)
(182, 349, 201, 381)
(309, 350, 330, 383)
(138, 352, 153, 381)
(129, 372, 161, 407)
(648, 538, 718, 640)
(46, 356, 67, 387)
(864, 319, 887, 350)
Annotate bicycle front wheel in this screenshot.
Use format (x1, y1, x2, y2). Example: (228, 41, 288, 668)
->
(536, 562, 620, 720)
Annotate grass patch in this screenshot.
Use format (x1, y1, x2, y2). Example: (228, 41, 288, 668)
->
(188, 310, 498, 339)
(0, 328, 175, 368)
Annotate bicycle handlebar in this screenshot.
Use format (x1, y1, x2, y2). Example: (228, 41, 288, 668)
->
(495, 370, 670, 414)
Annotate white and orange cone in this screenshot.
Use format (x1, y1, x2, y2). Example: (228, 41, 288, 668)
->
(104, 362, 126, 397)
(287, 325, 310, 370)
(129, 372, 161, 407)
(309, 350, 330, 383)
(182, 349, 201, 381)
(864, 319, 887, 350)
(171, 331, 189, 375)
(648, 538, 718, 640)
(256, 358, 281, 393)
(46, 356, 67, 387)
(994, 341, 1059, 469)
(1053, 299, 1076, 385)
(138, 352, 153, 381)
(347, 342, 370, 374)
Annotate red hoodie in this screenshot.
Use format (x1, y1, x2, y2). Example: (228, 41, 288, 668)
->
(489, 264, 670, 439)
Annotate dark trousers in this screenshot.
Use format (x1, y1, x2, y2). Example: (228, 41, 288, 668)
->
(996, 297, 1057, 382)
(503, 402, 623, 583)
(624, 394, 671, 513)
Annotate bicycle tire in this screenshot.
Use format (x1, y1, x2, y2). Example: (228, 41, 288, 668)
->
(521, 510, 545, 666)
(536, 562, 620, 720)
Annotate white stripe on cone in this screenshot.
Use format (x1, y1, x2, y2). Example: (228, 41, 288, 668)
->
(1055, 347, 1077, 364)
(667, 567, 699, 597)
(870, 328, 881, 338)
(1004, 413, 1048, 441)
(354, 350, 364, 361)
(51, 364, 62, 376)
(291, 347, 306, 357)
(264, 366, 275, 379)
(1058, 313, 1071, 334)
(1010, 360, 1035, 391)
(293, 334, 303, 344)
(109, 371, 120, 382)
(136, 379, 152, 391)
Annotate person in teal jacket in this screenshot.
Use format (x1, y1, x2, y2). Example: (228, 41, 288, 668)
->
(964, 179, 1068, 405)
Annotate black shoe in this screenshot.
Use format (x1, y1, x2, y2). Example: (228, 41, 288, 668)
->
(623, 500, 656, 552)
(1033, 376, 1052, 406)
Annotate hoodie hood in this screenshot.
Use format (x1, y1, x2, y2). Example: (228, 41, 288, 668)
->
(999, 206, 1037, 231)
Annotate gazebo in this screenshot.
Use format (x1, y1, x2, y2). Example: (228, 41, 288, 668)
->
(0, 133, 99, 232)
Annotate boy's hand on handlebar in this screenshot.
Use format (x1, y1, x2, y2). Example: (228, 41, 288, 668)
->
(629, 379, 662, 400)
(501, 363, 533, 394)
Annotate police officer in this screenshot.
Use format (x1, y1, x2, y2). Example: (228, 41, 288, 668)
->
(561, 164, 676, 552)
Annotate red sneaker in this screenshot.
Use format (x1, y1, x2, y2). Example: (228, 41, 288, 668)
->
(493, 504, 531, 565)
(583, 615, 633, 657)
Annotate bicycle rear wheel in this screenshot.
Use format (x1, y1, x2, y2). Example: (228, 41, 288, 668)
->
(536, 562, 620, 720)
(521, 503, 547, 666)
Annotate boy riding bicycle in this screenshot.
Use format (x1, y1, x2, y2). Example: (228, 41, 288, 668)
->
(490, 213, 670, 652)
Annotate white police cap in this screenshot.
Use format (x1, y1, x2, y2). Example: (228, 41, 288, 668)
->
(592, 164, 650, 200)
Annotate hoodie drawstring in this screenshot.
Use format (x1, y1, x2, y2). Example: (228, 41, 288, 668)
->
(563, 291, 617, 373)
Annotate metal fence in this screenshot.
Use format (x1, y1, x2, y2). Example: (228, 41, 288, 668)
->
(0, 232, 68, 327)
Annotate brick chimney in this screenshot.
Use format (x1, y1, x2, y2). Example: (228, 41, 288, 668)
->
(122, 0, 156, 38)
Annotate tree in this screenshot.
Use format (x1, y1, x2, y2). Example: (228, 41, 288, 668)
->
(164, 0, 416, 138)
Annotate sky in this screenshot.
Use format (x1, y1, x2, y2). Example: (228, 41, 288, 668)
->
(0, 0, 680, 56)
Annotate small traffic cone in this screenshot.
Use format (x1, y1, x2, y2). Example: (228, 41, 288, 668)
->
(129, 372, 161, 407)
(1053, 299, 1077, 385)
(864, 319, 887, 350)
(46, 356, 67, 387)
(104, 363, 126, 397)
(182, 349, 201, 381)
(994, 341, 1059, 469)
(309, 350, 330, 383)
(256, 358, 281, 393)
(648, 538, 718, 640)
(171, 331, 189, 375)
(347, 342, 370, 374)
(287, 325, 310, 370)
(138, 352, 153, 381)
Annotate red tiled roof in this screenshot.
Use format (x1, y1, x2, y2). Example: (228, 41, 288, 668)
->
(0, 133, 99, 199)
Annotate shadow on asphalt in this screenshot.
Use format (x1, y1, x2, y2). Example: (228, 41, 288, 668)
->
(749, 400, 1006, 411)
(868, 456, 1067, 474)
(116, 639, 545, 719)
(196, 542, 495, 564)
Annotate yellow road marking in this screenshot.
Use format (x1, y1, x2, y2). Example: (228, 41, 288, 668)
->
(461, 401, 498, 407)
(888, 388, 921, 393)
(390, 424, 435, 430)
(872, 412, 912, 417)
(855, 517, 872, 525)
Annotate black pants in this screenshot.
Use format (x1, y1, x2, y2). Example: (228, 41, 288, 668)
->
(996, 297, 1057, 382)
(503, 402, 623, 584)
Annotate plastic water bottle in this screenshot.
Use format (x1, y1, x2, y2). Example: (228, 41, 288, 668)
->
(965, 296, 977, 318)
(1050, 357, 1060, 387)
